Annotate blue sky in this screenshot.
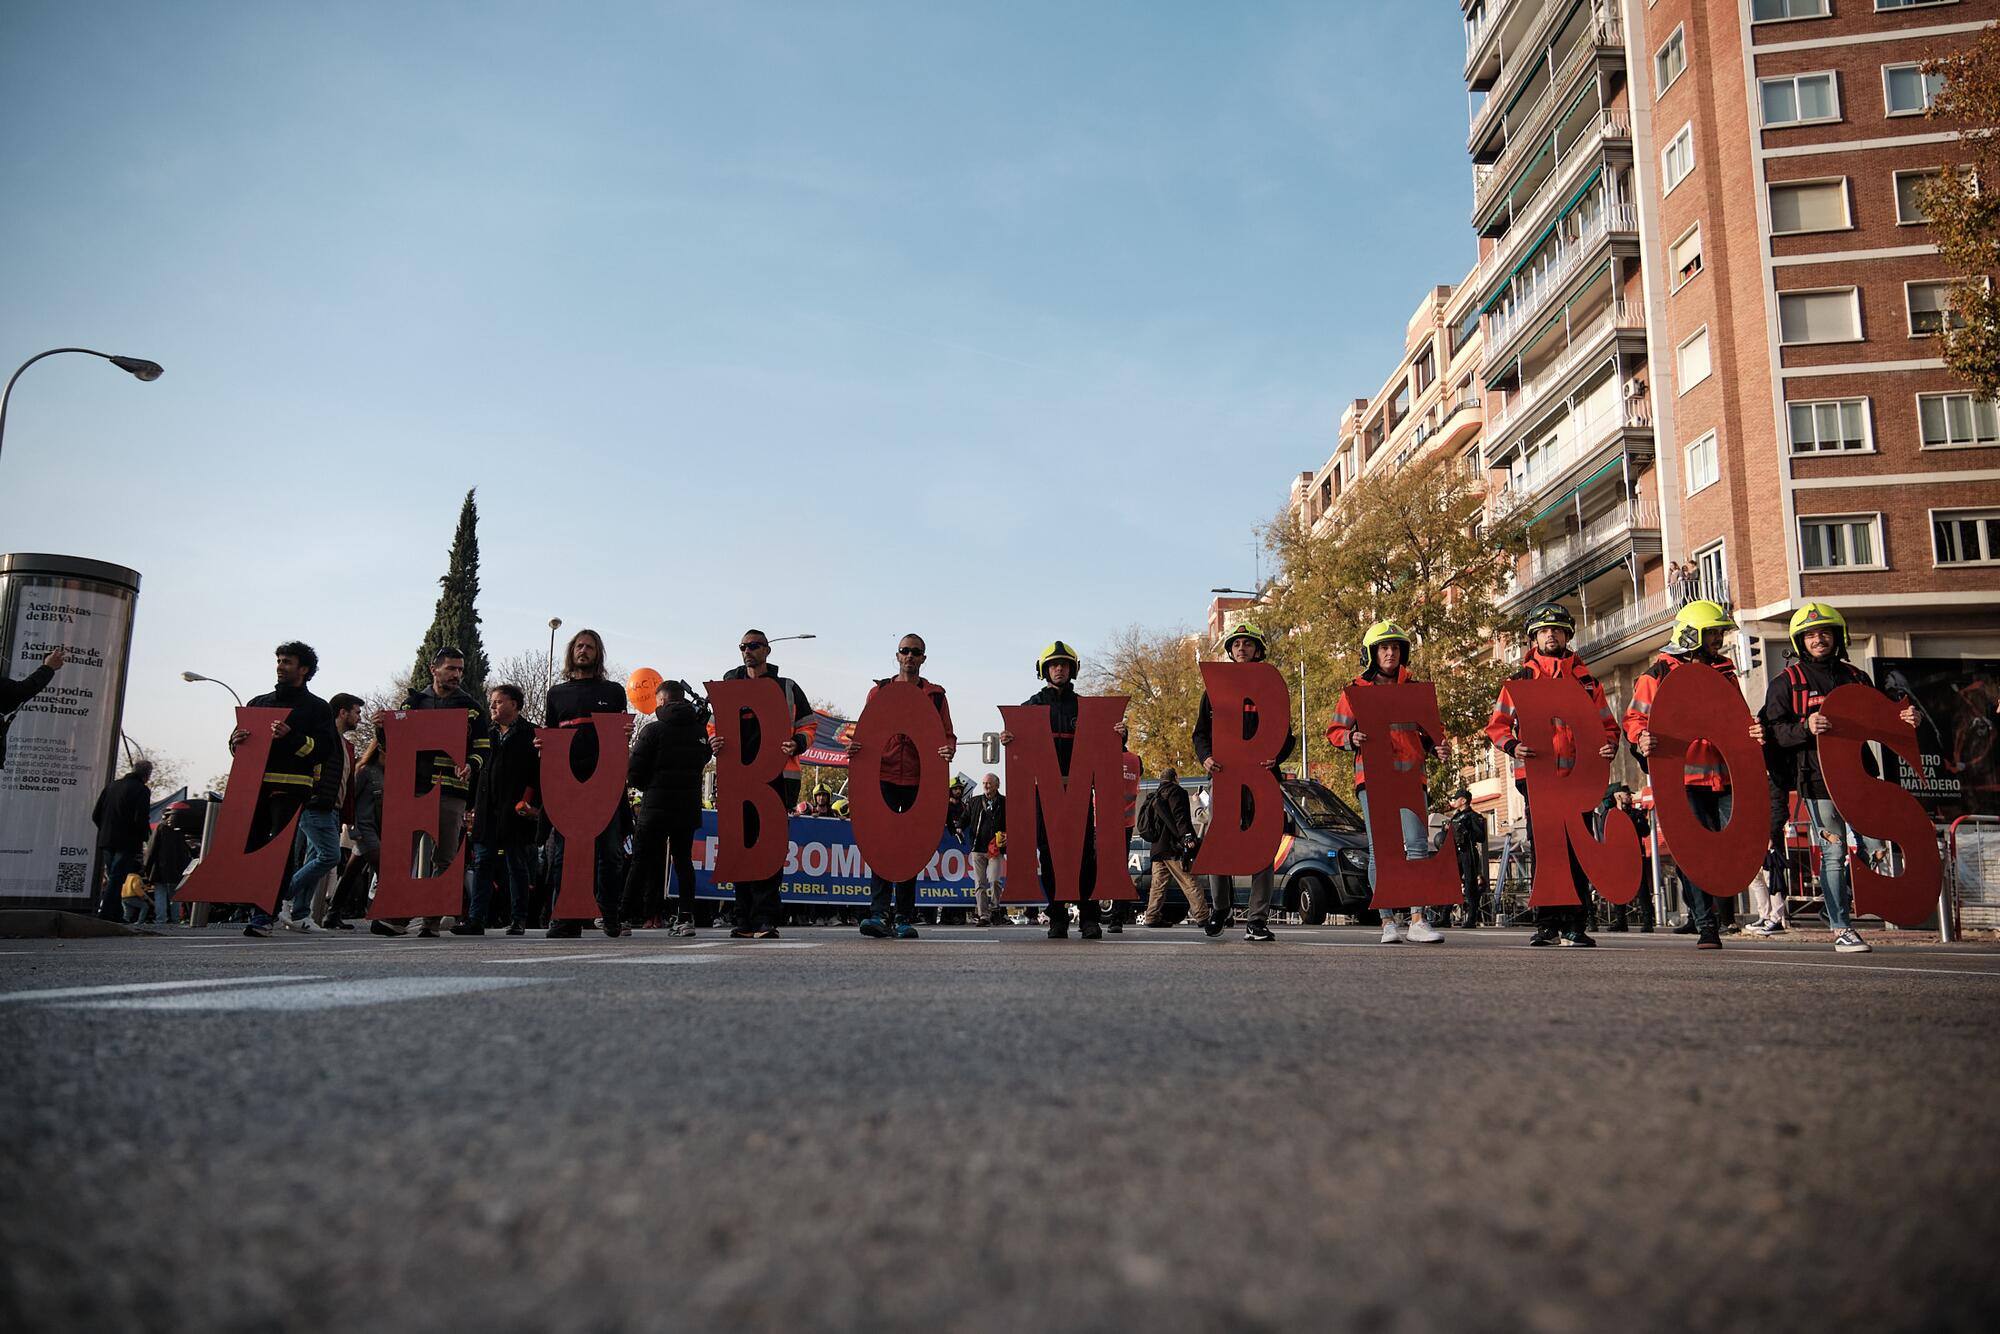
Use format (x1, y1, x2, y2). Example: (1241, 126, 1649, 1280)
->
(1, 1, 1477, 785)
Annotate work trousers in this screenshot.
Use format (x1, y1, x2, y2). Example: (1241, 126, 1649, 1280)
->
(733, 775, 798, 931)
(1146, 856, 1209, 923)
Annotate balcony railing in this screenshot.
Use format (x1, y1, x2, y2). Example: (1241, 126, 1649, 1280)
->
(1481, 204, 1637, 358)
(1472, 20, 1623, 215)
(1487, 300, 1645, 434)
(1491, 393, 1651, 508)
(1472, 110, 1632, 294)
(1574, 588, 1679, 659)
(1464, 0, 1518, 73)
(1513, 499, 1661, 593)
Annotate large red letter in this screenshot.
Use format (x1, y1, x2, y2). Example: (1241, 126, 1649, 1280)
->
(368, 710, 471, 920)
(1646, 661, 1766, 900)
(1000, 694, 1130, 901)
(848, 682, 951, 883)
(1819, 683, 1940, 927)
(174, 707, 297, 910)
(1513, 677, 1641, 906)
(1348, 681, 1462, 910)
(1191, 662, 1293, 876)
(708, 678, 793, 884)
(536, 714, 637, 920)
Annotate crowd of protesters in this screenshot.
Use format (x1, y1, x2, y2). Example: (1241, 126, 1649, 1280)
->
(89, 593, 1924, 954)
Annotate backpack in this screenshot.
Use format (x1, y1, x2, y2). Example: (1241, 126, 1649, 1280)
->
(1136, 791, 1164, 843)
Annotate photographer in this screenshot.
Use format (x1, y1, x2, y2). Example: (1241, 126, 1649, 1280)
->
(1138, 766, 1216, 934)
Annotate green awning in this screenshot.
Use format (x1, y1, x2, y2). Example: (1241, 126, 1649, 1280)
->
(1530, 453, 1622, 524)
(1477, 162, 1606, 317)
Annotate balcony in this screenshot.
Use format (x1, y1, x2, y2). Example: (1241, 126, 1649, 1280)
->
(1463, 0, 1518, 80)
(1411, 387, 1483, 453)
(1503, 499, 1662, 606)
(1490, 393, 1652, 513)
(1475, 105, 1631, 253)
(1472, 19, 1623, 214)
(1487, 300, 1646, 436)
(1470, 7, 1622, 165)
(1573, 588, 1679, 662)
(1481, 203, 1638, 368)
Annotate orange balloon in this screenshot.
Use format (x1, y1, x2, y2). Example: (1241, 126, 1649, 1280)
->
(626, 666, 663, 715)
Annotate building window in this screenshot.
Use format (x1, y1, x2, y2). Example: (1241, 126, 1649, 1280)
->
(1656, 27, 1687, 96)
(1885, 63, 1946, 117)
(1907, 280, 1968, 336)
(1663, 124, 1695, 194)
(1761, 72, 1840, 127)
(1800, 515, 1882, 570)
(1778, 288, 1861, 344)
(1685, 430, 1719, 495)
(1670, 223, 1704, 289)
(1695, 542, 1728, 603)
(1877, 0, 1958, 10)
(1769, 178, 1849, 234)
(1413, 344, 1436, 396)
(1677, 326, 1712, 390)
(1753, 0, 1830, 17)
(1788, 398, 1872, 453)
(1896, 169, 1942, 224)
(1933, 508, 2000, 566)
(1918, 392, 2000, 448)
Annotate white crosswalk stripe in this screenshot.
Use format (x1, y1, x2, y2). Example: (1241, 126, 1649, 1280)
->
(54, 976, 552, 1012)
(0, 976, 324, 1003)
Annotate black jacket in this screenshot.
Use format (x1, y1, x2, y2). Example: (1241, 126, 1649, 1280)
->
(720, 664, 815, 775)
(544, 675, 632, 783)
(91, 772, 152, 853)
(1761, 655, 1882, 801)
(1191, 683, 1296, 824)
(0, 662, 55, 771)
(400, 685, 491, 801)
(628, 700, 709, 833)
(1443, 806, 1490, 868)
(472, 719, 540, 847)
(142, 819, 196, 886)
(243, 682, 344, 809)
(1021, 681, 1089, 773)
(1147, 778, 1194, 857)
(961, 791, 1006, 852)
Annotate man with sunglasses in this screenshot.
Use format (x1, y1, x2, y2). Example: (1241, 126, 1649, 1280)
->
(710, 630, 817, 939)
(850, 634, 957, 939)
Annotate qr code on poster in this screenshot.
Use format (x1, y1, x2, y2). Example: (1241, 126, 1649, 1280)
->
(56, 861, 86, 895)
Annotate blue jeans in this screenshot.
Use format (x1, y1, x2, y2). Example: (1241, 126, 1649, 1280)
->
(285, 808, 341, 920)
(1360, 788, 1432, 921)
(471, 841, 533, 927)
(1805, 797, 1882, 931)
(868, 782, 919, 925)
(1677, 789, 1733, 933)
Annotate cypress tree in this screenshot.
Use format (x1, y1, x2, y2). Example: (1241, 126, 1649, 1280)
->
(410, 489, 490, 696)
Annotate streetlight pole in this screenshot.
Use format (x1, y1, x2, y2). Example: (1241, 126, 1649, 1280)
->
(1, 348, 164, 466)
(547, 617, 563, 693)
(767, 633, 816, 646)
(180, 671, 244, 709)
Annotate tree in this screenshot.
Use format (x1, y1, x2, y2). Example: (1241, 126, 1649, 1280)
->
(1924, 29, 2000, 398)
(1260, 451, 1530, 804)
(122, 742, 186, 796)
(409, 489, 491, 696)
(1083, 624, 1208, 777)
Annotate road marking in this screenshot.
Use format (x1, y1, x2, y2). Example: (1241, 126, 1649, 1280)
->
(56, 976, 553, 1012)
(732, 941, 820, 949)
(0, 975, 324, 1003)
(1728, 959, 2000, 978)
(481, 953, 620, 964)
(593, 955, 733, 965)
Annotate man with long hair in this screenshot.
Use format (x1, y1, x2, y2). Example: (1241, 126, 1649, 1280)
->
(539, 629, 631, 938)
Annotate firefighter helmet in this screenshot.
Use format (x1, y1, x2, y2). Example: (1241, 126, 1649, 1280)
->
(1222, 621, 1268, 659)
(1035, 640, 1080, 680)
(1360, 620, 1411, 668)
(1788, 601, 1849, 659)
(1524, 602, 1576, 638)
(1667, 599, 1734, 655)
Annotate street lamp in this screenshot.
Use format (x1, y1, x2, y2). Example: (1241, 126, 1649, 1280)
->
(181, 671, 244, 708)
(767, 633, 816, 646)
(547, 617, 563, 690)
(0, 348, 165, 465)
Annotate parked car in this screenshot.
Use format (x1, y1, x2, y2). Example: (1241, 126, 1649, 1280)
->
(1126, 776, 1375, 924)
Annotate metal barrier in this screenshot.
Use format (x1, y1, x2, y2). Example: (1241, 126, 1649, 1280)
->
(1946, 815, 2000, 939)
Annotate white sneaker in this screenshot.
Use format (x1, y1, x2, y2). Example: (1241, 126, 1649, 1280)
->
(277, 910, 305, 932)
(1833, 929, 1871, 954)
(1407, 916, 1444, 944)
(1744, 920, 1776, 937)
(1379, 918, 1403, 944)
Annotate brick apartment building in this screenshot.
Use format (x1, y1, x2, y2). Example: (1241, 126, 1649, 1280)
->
(1460, 0, 1999, 827)
(1261, 0, 1999, 842)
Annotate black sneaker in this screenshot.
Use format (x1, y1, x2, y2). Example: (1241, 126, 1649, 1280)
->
(1697, 928, 1722, 950)
(1046, 922, 1069, 939)
(1202, 918, 1224, 938)
(1639, 923, 1654, 933)
(1672, 922, 1696, 935)
(602, 918, 621, 939)
(1606, 922, 1628, 933)
(1528, 928, 1558, 947)
(1079, 922, 1103, 940)
(546, 923, 583, 939)
(729, 926, 756, 939)
(752, 926, 781, 939)
(242, 922, 269, 938)
(1105, 917, 1122, 934)
(1244, 923, 1276, 943)
(449, 923, 485, 936)
(370, 920, 405, 938)
(1559, 930, 1597, 948)
(505, 923, 525, 936)
(416, 926, 439, 939)
(324, 915, 355, 931)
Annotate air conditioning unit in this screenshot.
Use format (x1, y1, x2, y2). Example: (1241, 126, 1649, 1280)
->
(1622, 376, 1646, 398)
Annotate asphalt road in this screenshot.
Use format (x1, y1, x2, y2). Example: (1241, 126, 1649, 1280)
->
(3, 920, 1998, 1333)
